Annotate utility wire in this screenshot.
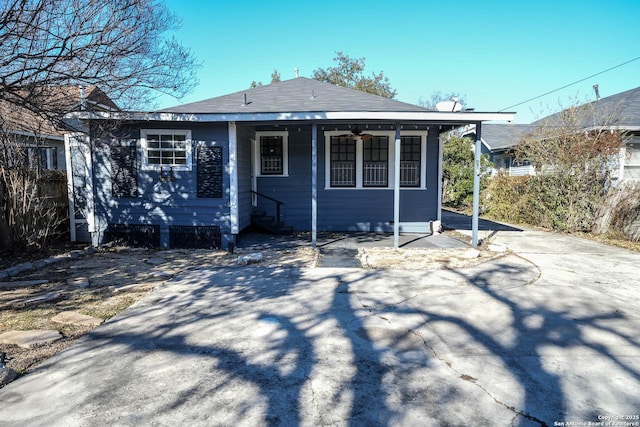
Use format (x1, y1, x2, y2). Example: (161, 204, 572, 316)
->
(499, 56, 640, 111)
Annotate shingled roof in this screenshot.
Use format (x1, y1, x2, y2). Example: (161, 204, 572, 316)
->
(479, 124, 533, 151)
(478, 86, 640, 152)
(160, 77, 430, 114)
(0, 86, 119, 137)
(532, 86, 640, 129)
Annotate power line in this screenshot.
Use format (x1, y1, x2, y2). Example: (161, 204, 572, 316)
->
(499, 56, 640, 111)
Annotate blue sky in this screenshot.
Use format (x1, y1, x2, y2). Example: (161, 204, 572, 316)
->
(156, 0, 640, 124)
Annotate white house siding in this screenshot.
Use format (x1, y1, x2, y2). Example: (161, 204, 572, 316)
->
(623, 136, 640, 180)
(510, 164, 535, 177)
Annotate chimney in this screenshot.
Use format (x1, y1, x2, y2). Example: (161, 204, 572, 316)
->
(593, 84, 600, 101)
(79, 85, 86, 110)
(294, 67, 299, 78)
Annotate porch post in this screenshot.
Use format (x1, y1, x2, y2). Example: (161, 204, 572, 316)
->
(64, 134, 76, 242)
(394, 123, 401, 248)
(228, 121, 239, 235)
(311, 123, 318, 246)
(436, 128, 443, 221)
(472, 122, 482, 248)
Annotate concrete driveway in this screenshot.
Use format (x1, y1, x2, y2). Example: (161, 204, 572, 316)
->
(1, 225, 639, 426)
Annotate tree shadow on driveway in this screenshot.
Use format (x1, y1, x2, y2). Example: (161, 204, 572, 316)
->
(363, 261, 640, 425)
(1, 260, 639, 426)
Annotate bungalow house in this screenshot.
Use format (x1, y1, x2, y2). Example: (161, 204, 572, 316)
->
(66, 77, 513, 249)
(0, 86, 118, 171)
(464, 86, 640, 180)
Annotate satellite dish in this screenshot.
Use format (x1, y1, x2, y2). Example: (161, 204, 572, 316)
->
(435, 100, 463, 112)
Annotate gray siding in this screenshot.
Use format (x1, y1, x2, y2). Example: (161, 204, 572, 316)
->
(92, 122, 231, 247)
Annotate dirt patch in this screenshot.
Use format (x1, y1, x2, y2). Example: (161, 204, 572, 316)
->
(359, 247, 507, 270)
(0, 245, 316, 379)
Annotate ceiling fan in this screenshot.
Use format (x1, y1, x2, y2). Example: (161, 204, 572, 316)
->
(337, 126, 374, 141)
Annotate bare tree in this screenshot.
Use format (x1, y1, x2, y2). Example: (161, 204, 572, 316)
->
(484, 99, 626, 233)
(0, 0, 199, 251)
(0, 0, 199, 115)
(0, 127, 68, 251)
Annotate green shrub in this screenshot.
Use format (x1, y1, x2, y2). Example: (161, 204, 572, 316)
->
(442, 136, 491, 210)
(483, 173, 604, 233)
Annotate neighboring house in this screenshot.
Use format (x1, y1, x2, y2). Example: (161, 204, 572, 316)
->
(0, 86, 118, 171)
(66, 77, 513, 248)
(465, 86, 640, 180)
(461, 123, 534, 176)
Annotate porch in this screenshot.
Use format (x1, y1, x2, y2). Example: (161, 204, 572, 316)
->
(237, 229, 466, 251)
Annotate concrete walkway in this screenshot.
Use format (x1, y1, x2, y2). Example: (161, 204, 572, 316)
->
(1, 219, 639, 426)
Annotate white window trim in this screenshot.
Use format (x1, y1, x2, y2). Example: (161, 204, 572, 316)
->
(324, 130, 427, 189)
(253, 131, 289, 177)
(140, 129, 192, 171)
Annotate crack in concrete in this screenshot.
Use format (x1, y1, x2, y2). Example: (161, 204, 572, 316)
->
(512, 253, 543, 287)
(347, 272, 551, 426)
(303, 365, 323, 426)
(409, 328, 548, 427)
(352, 290, 548, 427)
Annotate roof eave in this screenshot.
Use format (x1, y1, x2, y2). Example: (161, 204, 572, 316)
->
(583, 125, 640, 132)
(2, 128, 65, 141)
(67, 110, 515, 123)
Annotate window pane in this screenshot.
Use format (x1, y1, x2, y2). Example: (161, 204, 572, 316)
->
(363, 162, 387, 186)
(401, 136, 421, 186)
(363, 137, 388, 186)
(260, 136, 283, 174)
(331, 162, 355, 186)
(145, 132, 190, 167)
(330, 136, 356, 186)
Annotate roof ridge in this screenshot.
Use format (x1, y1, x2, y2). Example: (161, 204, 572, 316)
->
(158, 77, 429, 114)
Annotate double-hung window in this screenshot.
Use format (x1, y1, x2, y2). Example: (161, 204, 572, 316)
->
(326, 130, 427, 189)
(623, 138, 640, 180)
(260, 136, 283, 175)
(330, 136, 356, 187)
(363, 136, 388, 187)
(141, 129, 192, 171)
(254, 131, 289, 176)
(27, 146, 58, 170)
(400, 136, 421, 187)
